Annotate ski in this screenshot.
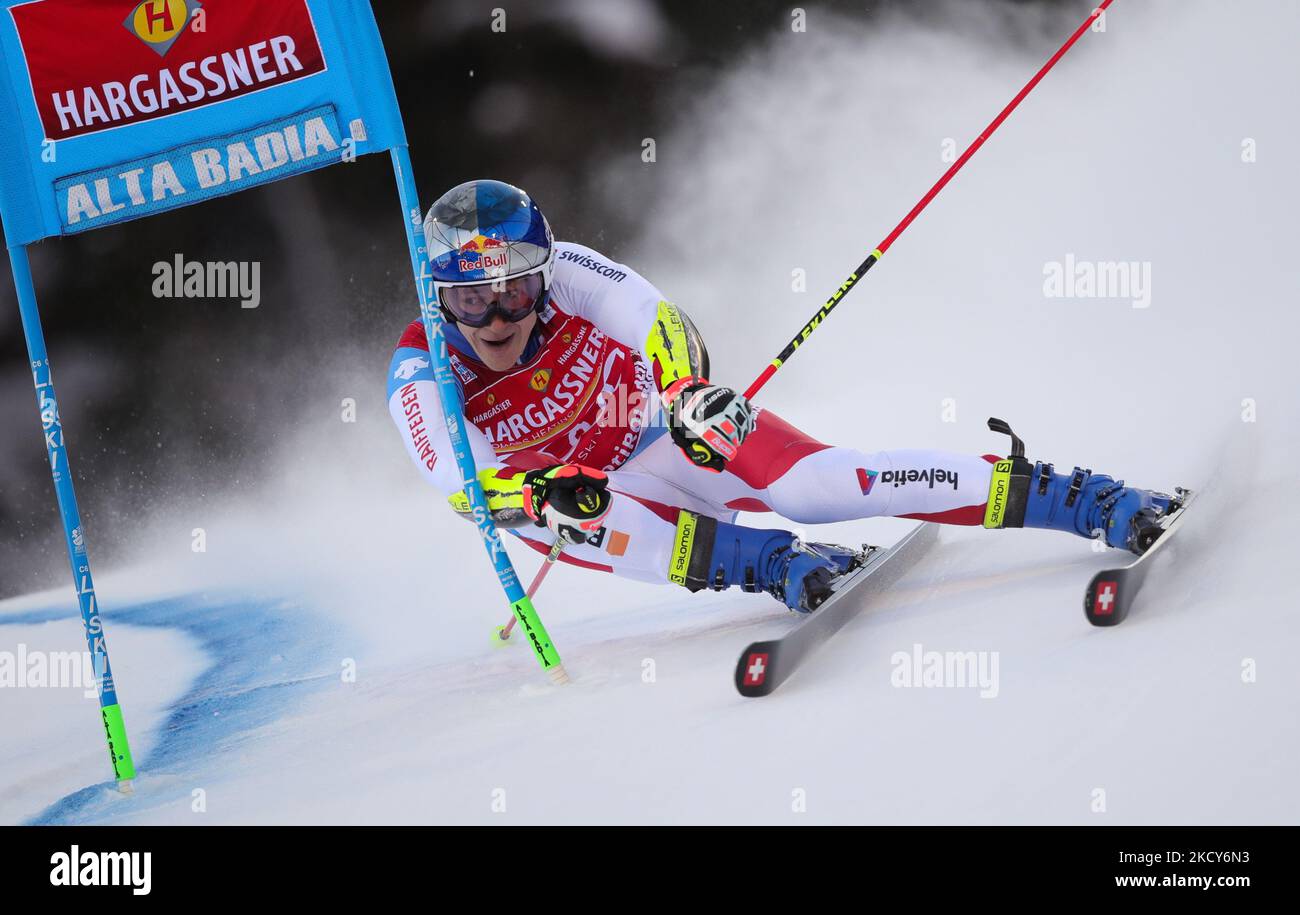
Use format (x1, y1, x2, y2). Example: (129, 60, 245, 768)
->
(734, 521, 939, 697)
(1084, 487, 1197, 626)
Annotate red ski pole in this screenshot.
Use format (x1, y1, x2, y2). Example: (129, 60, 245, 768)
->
(496, 539, 564, 642)
(744, 0, 1116, 400)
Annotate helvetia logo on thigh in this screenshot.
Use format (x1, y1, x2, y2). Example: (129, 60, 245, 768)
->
(878, 467, 960, 491)
(856, 467, 878, 495)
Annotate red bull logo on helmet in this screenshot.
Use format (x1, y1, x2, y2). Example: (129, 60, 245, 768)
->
(456, 233, 510, 273)
(457, 234, 508, 253)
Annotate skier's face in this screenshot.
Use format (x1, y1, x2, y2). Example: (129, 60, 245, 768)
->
(460, 309, 538, 371)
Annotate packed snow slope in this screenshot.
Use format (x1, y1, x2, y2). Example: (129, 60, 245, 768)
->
(2, 0, 1297, 824)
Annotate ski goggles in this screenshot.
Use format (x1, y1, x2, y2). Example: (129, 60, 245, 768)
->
(437, 272, 544, 328)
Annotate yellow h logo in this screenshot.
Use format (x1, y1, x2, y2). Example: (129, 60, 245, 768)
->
(125, 0, 195, 56)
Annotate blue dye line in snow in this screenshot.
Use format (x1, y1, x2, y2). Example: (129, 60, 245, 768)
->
(4, 589, 345, 825)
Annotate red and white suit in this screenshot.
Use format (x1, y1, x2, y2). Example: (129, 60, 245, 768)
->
(388, 242, 995, 583)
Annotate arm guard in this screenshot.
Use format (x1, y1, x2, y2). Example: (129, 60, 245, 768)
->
(446, 467, 532, 528)
(644, 300, 710, 394)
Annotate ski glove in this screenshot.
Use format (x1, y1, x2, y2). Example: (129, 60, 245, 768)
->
(522, 464, 614, 545)
(663, 377, 756, 473)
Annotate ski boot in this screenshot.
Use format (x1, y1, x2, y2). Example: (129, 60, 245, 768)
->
(984, 418, 1181, 555)
(669, 511, 862, 612)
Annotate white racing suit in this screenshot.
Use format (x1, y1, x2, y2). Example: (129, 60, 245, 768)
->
(387, 242, 998, 586)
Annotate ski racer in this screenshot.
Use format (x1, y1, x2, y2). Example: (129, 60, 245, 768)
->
(387, 180, 1178, 612)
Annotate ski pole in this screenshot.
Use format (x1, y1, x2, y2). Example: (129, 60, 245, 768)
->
(10, 244, 136, 791)
(391, 148, 565, 682)
(744, 0, 1116, 400)
(497, 540, 565, 642)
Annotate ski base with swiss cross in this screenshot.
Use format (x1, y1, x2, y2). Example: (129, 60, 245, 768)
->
(1084, 486, 1197, 626)
(733, 485, 1198, 696)
(734, 521, 939, 697)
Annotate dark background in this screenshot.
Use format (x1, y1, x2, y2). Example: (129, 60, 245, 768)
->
(0, 0, 1063, 599)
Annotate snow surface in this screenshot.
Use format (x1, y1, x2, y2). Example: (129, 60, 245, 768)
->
(2, 0, 1297, 823)
(0, 621, 208, 825)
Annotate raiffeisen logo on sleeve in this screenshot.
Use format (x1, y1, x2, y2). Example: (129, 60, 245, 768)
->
(10, 0, 327, 141)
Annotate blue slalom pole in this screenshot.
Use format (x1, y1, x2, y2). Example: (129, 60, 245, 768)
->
(388, 149, 567, 680)
(8, 243, 136, 788)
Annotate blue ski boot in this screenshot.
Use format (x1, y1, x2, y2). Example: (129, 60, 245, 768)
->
(668, 511, 861, 612)
(984, 417, 1180, 555)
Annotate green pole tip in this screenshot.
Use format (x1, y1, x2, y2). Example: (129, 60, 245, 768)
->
(101, 703, 137, 781)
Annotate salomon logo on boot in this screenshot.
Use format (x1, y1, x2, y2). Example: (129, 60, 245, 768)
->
(668, 512, 862, 612)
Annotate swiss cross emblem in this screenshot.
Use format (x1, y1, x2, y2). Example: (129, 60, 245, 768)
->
(744, 652, 769, 686)
(1094, 580, 1118, 615)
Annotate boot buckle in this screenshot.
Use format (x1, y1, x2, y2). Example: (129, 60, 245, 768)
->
(1065, 468, 1088, 508)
